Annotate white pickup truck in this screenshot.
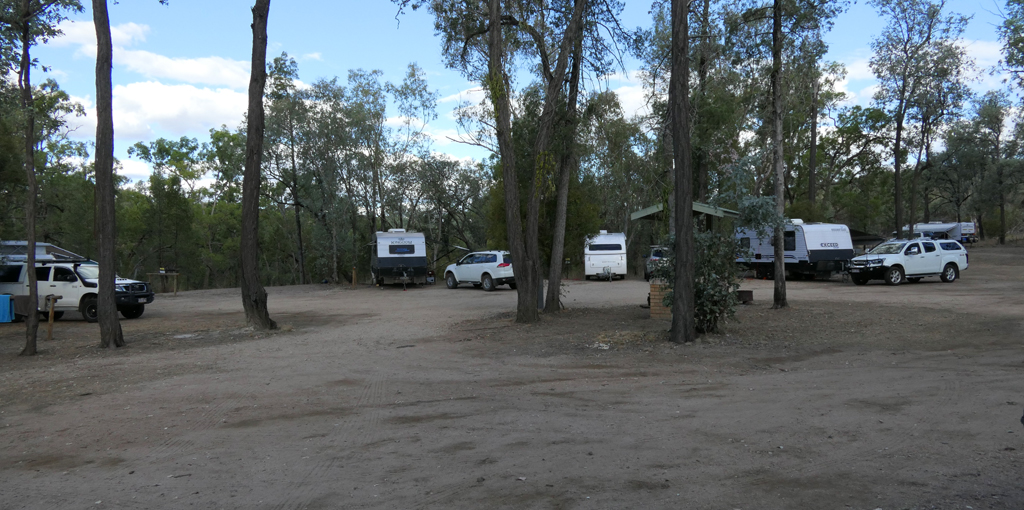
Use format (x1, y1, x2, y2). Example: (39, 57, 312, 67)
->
(0, 261, 155, 321)
(848, 239, 969, 286)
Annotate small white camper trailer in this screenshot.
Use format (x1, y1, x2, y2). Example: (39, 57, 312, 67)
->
(370, 229, 428, 287)
(585, 231, 627, 280)
(736, 221, 854, 279)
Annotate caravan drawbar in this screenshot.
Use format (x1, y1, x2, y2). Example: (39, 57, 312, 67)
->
(370, 229, 428, 286)
(736, 221, 854, 279)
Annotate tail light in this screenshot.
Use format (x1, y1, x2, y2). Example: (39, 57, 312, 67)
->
(497, 263, 511, 268)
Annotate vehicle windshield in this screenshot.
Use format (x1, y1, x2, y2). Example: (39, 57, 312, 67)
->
(869, 242, 905, 255)
(75, 264, 99, 279)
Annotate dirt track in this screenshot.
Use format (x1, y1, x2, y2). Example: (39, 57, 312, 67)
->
(1, 246, 1022, 509)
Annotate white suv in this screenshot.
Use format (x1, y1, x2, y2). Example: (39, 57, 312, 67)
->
(0, 261, 155, 321)
(848, 239, 968, 286)
(444, 251, 515, 291)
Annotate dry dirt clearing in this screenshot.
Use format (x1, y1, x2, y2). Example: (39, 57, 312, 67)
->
(1, 247, 1023, 510)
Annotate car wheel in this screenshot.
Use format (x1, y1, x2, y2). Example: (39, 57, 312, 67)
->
(80, 296, 99, 323)
(852, 276, 868, 285)
(508, 282, 517, 290)
(445, 273, 458, 289)
(940, 263, 958, 283)
(481, 274, 495, 292)
(907, 277, 922, 283)
(885, 266, 904, 286)
(120, 304, 145, 319)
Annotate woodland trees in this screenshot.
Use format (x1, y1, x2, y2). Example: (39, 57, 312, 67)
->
(3, 0, 1024, 343)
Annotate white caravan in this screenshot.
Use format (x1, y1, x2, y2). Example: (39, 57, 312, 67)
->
(736, 220, 854, 279)
(585, 231, 627, 280)
(370, 229, 428, 287)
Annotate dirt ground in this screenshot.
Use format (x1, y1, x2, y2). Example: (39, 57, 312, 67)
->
(1, 246, 1022, 509)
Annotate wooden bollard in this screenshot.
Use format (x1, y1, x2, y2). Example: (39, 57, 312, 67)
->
(352, 267, 357, 288)
(45, 294, 62, 341)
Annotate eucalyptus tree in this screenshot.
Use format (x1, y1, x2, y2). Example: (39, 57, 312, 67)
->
(240, 0, 276, 330)
(1, 0, 82, 354)
(869, 0, 967, 239)
(972, 91, 1014, 244)
(726, 0, 843, 308)
(264, 53, 310, 284)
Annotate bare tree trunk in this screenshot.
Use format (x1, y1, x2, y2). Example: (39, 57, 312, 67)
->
(808, 79, 818, 207)
(18, 1, 39, 355)
(771, 0, 788, 309)
(669, 0, 695, 343)
(92, 0, 125, 348)
(240, 0, 276, 330)
(893, 113, 904, 238)
(544, 30, 584, 314)
(488, 0, 536, 323)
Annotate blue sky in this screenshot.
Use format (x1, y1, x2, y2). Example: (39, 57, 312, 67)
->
(31, 0, 1011, 183)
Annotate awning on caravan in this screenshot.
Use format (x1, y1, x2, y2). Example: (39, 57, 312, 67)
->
(630, 202, 740, 222)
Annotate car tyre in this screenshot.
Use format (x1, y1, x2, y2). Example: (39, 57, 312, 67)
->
(481, 273, 495, 292)
(885, 266, 904, 286)
(120, 304, 145, 319)
(852, 276, 868, 286)
(80, 296, 99, 323)
(508, 282, 517, 290)
(445, 273, 459, 289)
(940, 263, 958, 283)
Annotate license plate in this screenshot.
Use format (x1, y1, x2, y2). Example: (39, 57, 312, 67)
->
(137, 298, 147, 303)
(849, 268, 860, 273)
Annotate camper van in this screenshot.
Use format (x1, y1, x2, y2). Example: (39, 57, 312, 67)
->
(370, 229, 428, 287)
(905, 222, 978, 244)
(736, 220, 854, 279)
(585, 231, 627, 280)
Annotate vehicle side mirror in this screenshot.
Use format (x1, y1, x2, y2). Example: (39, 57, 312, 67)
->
(908, 248, 919, 255)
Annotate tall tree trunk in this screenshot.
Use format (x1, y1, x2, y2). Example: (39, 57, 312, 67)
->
(18, 0, 39, 355)
(488, 0, 536, 323)
(240, 0, 276, 330)
(771, 0, 788, 309)
(893, 112, 904, 238)
(289, 120, 306, 284)
(808, 79, 818, 207)
(92, 0, 125, 348)
(544, 29, 584, 314)
(669, 0, 695, 343)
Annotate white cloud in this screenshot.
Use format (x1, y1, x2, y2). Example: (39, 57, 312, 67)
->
(118, 49, 249, 88)
(111, 82, 248, 141)
(66, 82, 247, 143)
(48, 20, 150, 54)
(845, 57, 874, 81)
(963, 39, 1002, 70)
(300, 53, 323, 62)
(118, 159, 153, 182)
(439, 86, 485, 104)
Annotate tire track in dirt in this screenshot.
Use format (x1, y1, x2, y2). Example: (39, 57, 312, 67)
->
(270, 371, 390, 510)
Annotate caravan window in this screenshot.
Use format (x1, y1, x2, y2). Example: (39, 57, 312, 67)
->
(783, 231, 796, 251)
(389, 244, 415, 255)
(0, 265, 21, 283)
(589, 243, 622, 251)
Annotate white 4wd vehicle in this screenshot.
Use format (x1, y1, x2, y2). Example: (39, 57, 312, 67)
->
(0, 261, 155, 321)
(848, 239, 968, 286)
(444, 251, 515, 291)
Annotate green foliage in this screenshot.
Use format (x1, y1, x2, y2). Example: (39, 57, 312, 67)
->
(650, 228, 742, 335)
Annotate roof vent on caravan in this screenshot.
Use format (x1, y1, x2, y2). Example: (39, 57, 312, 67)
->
(388, 228, 407, 233)
(790, 219, 804, 225)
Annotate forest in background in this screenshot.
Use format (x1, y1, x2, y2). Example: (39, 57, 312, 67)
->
(3, 0, 1024, 293)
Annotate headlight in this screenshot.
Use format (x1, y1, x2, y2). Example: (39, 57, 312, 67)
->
(866, 259, 884, 266)
(115, 284, 127, 292)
